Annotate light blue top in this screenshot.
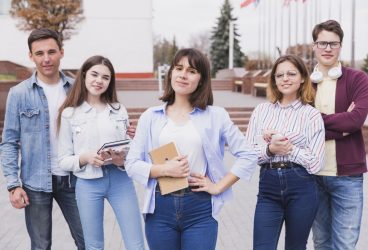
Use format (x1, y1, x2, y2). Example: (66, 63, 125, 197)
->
(58, 101, 129, 179)
(0, 72, 73, 192)
(125, 104, 258, 220)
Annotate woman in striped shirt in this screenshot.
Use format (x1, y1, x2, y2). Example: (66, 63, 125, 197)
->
(245, 54, 325, 250)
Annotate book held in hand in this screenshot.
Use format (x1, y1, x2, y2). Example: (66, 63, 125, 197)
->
(149, 142, 189, 195)
(98, 139, 131, 168)
(97, 139, 131, 154)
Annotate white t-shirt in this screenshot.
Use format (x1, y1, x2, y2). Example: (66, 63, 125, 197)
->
(159, 119, 207, 175)
(38, 78, 67, 176)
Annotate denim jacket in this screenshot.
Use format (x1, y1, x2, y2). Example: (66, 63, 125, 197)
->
(125, 104, 258, 220)
(58, 101, 129, 179)
(0, 72, 73, 192)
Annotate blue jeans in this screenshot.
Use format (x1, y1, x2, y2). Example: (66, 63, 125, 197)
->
(76, 165, 145, 250)
(253, 166, 319, 250)
(312, 175, 363, 250)
(24, 175, 85, 250)
(145, 189, 218, 250)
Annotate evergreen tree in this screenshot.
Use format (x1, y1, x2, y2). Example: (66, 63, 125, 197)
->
(362, 54, 368, 73)
(210, 0, 245, 76)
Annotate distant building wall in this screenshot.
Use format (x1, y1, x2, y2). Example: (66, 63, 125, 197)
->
(0, 0, 153, 76)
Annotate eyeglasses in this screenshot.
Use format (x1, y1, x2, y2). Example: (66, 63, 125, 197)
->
(314, 41, 341, 49)
(274, 70, 298, 81)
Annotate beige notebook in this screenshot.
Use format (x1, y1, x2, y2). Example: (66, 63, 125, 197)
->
(149, 142, 189, 195)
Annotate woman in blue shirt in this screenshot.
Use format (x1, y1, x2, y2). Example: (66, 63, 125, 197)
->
(125, 48, 257, 250)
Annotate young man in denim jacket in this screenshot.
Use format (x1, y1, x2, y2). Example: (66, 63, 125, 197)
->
(311, 20, 368, 250)
(0, 28, 85, 249)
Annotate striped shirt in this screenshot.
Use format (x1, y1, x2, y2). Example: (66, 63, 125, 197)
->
(245, 99, 325, 174)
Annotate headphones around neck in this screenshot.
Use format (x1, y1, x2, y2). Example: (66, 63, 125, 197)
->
(310, 62, 342, 83)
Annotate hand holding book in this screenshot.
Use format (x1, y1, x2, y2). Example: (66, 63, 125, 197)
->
(149, 142, 189, 195)
(161, 155, 189, 178)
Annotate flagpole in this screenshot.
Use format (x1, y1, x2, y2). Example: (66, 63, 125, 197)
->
(262, 1, 266, 68)
(268, 0, 272, 67)
(288, 2, 291, 52)
(258, 3, 261, 69)
(273, 0, 277, 60)
(280, 0, 284, 56)
(295, 1, 298, 47)
(303, 0, 307, 60)
(351, 0, 356, 68)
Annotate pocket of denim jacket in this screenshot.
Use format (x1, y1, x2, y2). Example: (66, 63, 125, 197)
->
(70, 120, 88, 136)
(110, 117, 129, 139)
(19, 108, 41, 132)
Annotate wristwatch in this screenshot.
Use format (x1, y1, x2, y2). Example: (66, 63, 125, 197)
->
(266, 144, 275, 157)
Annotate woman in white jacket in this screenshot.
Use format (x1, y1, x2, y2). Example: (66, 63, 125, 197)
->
(57, 55, 145, 250)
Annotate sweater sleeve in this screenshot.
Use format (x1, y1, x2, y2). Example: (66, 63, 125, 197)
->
(322, 71, 368, 133)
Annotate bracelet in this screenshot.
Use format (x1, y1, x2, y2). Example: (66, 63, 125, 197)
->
(266, 144, 275, 157)
(8, 186, 20, 194)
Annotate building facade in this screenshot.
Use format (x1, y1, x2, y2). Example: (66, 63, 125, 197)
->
(0, 0, 153, 77)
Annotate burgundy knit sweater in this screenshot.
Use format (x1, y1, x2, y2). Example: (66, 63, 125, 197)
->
(315, 67, 368, 176)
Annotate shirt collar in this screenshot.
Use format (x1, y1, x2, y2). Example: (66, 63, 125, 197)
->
(275, 99, 302, 109)
(79, 101, 120, 114)
(27, 71, 72, 88)
(152, 103, 204, 115)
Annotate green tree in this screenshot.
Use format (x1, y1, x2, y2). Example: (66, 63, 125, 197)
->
(153, 36, 180, 70)
(210, 0, 244, 76)
(10, 0, 84, 42)
(168, 37, 179, 65)
(362, 54, 368, 73)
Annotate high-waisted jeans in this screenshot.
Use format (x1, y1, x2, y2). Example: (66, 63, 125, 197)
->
(253, 166, 319, 250)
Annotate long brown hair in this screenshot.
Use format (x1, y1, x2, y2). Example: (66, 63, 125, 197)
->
(160, 48, 213, 110)
(268, 54, 315, 105)
(57, 55, 118, 131)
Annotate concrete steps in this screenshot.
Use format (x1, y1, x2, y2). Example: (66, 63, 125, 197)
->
(116, 79, 233, 91)
(126, 107, 252, 133)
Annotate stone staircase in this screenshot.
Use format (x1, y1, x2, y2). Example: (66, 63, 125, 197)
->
(116, 79, 233, 91)
(0, 107, 253, 142)
(126, 107, 253, 133)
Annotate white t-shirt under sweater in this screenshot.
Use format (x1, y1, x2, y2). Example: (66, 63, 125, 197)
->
(315, 77, 338, 176)
(159, 119, 207, 176)
(38, 78, 67, 176)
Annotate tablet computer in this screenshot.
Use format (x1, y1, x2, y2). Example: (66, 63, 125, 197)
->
(97, 139, 131, 154)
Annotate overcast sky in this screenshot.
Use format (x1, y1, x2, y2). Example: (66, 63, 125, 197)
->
(152, 0, 368, 62)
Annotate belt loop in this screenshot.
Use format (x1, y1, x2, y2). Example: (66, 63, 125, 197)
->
(68, 173, 71, 188)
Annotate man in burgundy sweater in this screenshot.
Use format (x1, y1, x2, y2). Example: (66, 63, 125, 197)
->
(311, 20, 368, 250)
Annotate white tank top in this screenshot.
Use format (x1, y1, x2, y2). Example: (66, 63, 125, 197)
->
(159, 119, 207, 175)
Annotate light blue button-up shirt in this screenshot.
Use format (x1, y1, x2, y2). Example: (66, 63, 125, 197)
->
(125, 104, 257, 220)
(0, 72, 73, 192)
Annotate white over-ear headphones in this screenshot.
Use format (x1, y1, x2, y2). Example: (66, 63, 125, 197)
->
(310, 62, 342, 83)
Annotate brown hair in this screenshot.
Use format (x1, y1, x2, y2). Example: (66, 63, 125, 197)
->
(312, 20, 344, 42)
(57, 55, 118, 131)
(28, 28, 62, 52)
(268, 54, 315, 105)
(160, 48, 213, 109)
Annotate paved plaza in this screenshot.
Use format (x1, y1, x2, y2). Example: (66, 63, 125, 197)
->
(1, 91, 367, 249)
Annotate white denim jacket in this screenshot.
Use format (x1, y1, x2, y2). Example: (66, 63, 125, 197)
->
(58, 101, 129, 179)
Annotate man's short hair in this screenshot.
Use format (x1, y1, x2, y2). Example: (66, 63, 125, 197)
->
(28, 28, 62, 52)
(312, 20, 344, 42)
